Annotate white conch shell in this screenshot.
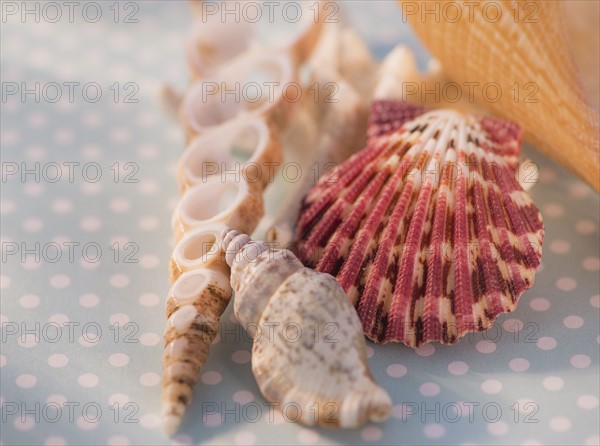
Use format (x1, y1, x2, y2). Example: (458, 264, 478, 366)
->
(171, 175, 263, 242)
(222, 227, 392, 428)
(177, 116, 282, 192)
(161, 267, 231, 436)
(181, 50, 297, 140)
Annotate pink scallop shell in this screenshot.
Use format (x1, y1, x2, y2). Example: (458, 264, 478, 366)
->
(296, 101, 544, 347)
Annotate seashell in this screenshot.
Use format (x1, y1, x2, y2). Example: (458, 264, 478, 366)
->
(222, 227, 392, 427)
(186, 1, 326, 80)
(564, 0, 600, 111)
(180, 51, 297, 140)
(161, 267, 232, 435)
(177, 116, 282, 192)
(171, 175, 263, 242)
(400, 0, 599, 192)
(295, 101, 545, 347)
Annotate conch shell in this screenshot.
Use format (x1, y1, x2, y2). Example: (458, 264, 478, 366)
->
(296, 101, 545, 347)
(222, 227, 392, 427)
(400, 0, 600, 191)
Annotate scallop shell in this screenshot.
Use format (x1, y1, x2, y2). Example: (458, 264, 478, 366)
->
(222, 228, 392, 427)
(400, 0, 599, 192)
(295, 101, 545, 347)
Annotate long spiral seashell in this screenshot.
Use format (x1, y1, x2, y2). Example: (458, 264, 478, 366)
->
(161, 265, 231, 435)
(221, 227, 392, 428)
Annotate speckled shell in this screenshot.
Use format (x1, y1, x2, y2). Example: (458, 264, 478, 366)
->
(296, 101, 544, 347)
(223, 228, 392, 428)
(400, 0, 599, 192)
(161, 268, 231, 435)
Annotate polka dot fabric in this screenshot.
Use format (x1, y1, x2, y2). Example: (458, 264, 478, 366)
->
(1, 2, 598, 445)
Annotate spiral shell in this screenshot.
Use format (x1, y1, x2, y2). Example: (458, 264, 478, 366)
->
(222, 227, 392, 428)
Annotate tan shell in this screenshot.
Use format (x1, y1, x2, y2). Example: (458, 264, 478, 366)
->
(161, 268, 231, 435)
(401, 0, 600, 191)
(223, 228, 392, 428)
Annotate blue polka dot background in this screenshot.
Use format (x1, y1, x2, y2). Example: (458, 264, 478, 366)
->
(1, 2, 599, 445)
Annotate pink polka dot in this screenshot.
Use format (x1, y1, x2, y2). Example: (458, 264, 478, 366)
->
(22, 217, 44, 232)
(0, 275, 10, 289)
(549, 240, 570, 254)
(0, 199, 15, 214)
(139, 413, 161, 429)
(51, 198, 73, 214)
(582, 257, 600, 271)
(361, 426, 383, 442)
(419, 382, 440, 397)
(139, 373, 160, 387)
(549, 416, 572, 433)
(476, 340, 497, 354)
(537, 336, 557, 350)
(578, 394, 599, 410)
(44, 436, 67, 446)
(387, 364, 407, 378)
(78, 373, 99, 388)
(48, 354, 69, 368)
(107, 435, 130, 446)
(543, 203, 564, 218)
(530, 297, 550, 311)
(139, 216, 159, 231)
(80, 216, 102, 232)
(509, 358, 530, 372)
(232, 390, 254, 404)
(487, 420, 508, 436)
(231, 350, 251, 364)
(556, 277, 577, 291)
(563, 315, 584, 329)
(139, 293, 159, 307)
(138, 180, 159, 195)
(503, 318, 523, 332)
(139, 332, 160, 346)
(109, 197, 131, 213)
(110, 274, 130, 288)
(81, 182, 103, 196)
(297, 428, 320, 444)
(20, 294, 40, 309)
(50, 274, 71, 289)
(570, 354, 591, 369)
(415, 343, 435, 356)
(79, 293, 100, 308)
(569, 183, 590, 198)
(24, 182, 45, 197)
(203, 412, 222, 427)
(139, 255, 159, 269)
(423, 424, 445, 439)
(543, 376, 564, 391)
(201, 371, 222, 385)
(481, 379, 502, 394)
(16, 374, 37, 388)
(590, 295, 600, 308)
(365, 346, 374, 358)
(109, 313, 129, 325)
(448, 361, 469, 375)
(109, 353, 130, 367)
(576, 219, 596, 235)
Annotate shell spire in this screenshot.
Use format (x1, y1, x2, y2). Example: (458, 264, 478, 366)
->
(296, 101, 544, 347)
(221, 227, 392, 428)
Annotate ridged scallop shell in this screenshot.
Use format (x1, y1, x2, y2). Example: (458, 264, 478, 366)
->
(296, 101, 544, 347)
(400, 0, 599, 192)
